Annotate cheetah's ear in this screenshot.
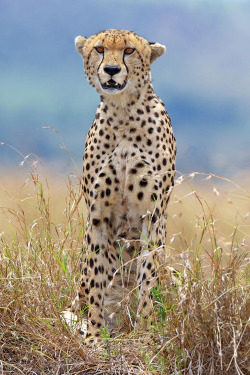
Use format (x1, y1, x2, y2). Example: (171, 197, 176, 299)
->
(149, 42, 166, 63)
(75, 36, 87, 55)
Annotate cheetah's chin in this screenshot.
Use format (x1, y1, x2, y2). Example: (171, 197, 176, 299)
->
(101, 79, 127, 91)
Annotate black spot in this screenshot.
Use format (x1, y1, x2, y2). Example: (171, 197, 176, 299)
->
(106, 177, 112, 185)
(137, 192, 144, 200)
(139, 179, 148, 187)
(87, 234, 91, 244)
(93, 218, 100, 227)
(130, 168, 137, 174)
(127, 245, 135, 253)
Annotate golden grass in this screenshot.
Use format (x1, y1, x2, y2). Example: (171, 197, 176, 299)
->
(0, 162, 249, 374)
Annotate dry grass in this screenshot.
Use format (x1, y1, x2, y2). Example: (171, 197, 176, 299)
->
(0, 156, 249, 374)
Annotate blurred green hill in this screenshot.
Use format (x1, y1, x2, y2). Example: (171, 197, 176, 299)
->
(1, 0, 250, 177)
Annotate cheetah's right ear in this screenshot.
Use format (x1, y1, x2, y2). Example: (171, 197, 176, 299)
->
(149, 42, 166, 63)
(75, 36, 87, 55)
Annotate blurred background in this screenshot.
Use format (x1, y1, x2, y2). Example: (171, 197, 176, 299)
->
(1, 0, 250, 178)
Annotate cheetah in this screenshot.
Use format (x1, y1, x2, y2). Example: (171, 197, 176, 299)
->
(67, 29, 176, 343)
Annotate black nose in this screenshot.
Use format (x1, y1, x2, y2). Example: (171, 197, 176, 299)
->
(104, 65, 121, 76)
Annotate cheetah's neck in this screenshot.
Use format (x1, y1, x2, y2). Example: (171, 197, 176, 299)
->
(100, 82, 155, 114)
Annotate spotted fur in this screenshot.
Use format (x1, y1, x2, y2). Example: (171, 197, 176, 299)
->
(69, 29, 176, 342)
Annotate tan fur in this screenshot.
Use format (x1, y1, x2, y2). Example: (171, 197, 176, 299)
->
(67, 29, 176, 343)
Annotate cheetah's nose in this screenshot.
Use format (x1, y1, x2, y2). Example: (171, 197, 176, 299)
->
(104, 65, 121, 76)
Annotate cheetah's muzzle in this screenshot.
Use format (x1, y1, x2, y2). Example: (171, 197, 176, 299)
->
(101, 79, 127, 91)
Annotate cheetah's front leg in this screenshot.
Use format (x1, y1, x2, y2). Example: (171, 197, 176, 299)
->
(81, 220, 111, 343)
(136, 213, 167, 328)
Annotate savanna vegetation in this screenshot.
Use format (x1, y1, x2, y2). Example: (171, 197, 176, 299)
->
(0, 150, 249, 374)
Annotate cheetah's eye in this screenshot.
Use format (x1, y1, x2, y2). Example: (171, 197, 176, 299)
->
(124, 48, 135, 55)
(95, 46, 104, 54)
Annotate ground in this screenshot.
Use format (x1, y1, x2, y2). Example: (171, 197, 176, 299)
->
(0, 163, 249, 374)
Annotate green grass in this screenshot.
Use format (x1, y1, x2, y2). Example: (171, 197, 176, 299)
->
(0, 158, 249, 374)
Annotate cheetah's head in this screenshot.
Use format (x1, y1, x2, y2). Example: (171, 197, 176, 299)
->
(75, 29, 165, 97)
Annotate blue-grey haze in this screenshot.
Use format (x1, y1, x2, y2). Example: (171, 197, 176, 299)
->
(0, 0, 250, 178)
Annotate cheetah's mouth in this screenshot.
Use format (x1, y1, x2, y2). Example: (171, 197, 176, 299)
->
(101, 79, 127, 91)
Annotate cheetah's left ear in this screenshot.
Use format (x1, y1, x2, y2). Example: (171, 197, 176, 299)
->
(75, 36, 87, 56)
(149, 42, 166, 63)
